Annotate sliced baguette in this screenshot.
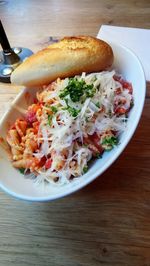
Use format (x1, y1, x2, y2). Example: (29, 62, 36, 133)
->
(11, 36, 114, 87)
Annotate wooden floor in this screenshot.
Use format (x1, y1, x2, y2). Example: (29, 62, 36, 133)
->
(0, 0, 150, 265)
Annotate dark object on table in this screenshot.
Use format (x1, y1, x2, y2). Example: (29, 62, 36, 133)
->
(0, 20, 33, 83)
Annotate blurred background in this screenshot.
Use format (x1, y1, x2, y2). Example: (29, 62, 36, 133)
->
(1, 0, 150, 52)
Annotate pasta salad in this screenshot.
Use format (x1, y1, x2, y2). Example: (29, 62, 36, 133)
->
(6, 71, 133, 185)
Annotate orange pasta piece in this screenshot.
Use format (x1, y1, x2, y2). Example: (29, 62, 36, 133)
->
(15, 119, 27, 137)
(6, 129, 20, 147)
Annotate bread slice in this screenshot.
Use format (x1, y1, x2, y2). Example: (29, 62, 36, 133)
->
(11, 36, 114, 87)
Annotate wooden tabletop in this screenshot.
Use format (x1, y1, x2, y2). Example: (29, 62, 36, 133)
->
(0, 1, 150, 265)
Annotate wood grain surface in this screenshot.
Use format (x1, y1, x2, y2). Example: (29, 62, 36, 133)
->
(0, 1, 150, 266)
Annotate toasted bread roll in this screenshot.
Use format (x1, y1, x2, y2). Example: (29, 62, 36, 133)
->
(11, 36, 114, 87)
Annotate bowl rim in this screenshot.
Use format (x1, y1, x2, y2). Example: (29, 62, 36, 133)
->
(0, 41, 146, 202)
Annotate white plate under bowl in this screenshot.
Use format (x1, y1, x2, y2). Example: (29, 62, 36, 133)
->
(0, 42, 146, 202)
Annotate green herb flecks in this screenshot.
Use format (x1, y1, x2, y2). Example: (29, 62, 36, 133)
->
(101, 136, 118, 150)
(95, 153, 102, 159)
(62, 98, 80, 118)
(19, 168, 25, 174)
(62, 106, 80, 117)
(45, 105, 58, 113)
(66, 106, 80, 117)
(95, 102, 101, 108)
(59, 78, 96, 103)
(48, 114, 53, 125)
(51, 106, 58, 113)
(83, 166, 88, 174)
(85, 84, 96, 98)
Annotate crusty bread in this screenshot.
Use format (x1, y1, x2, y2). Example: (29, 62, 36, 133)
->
(11, 36, 114, 87)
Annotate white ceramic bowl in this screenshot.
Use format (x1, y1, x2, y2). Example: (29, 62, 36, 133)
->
(0, 42, 146, 201)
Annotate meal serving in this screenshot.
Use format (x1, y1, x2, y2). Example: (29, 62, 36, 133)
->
(7, 71, 133, 185)
(5, 36, 134, 186)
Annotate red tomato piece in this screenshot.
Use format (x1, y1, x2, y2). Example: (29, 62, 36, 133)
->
(115, 87, 122, 95)
(122, 81, 133, 94)
(115, 107, 127, 114)
(84, 133, 104, 154)
(33, 98, 38, 104)
(114, 75, 133, 94)
(45, 158, 52, 169)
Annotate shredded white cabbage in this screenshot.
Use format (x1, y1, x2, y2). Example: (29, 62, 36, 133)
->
(11, 71, 133, 186)
(32, 70, 133, 185)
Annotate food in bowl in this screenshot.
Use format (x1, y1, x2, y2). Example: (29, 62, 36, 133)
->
(0, 36, 145, 201)
(6, 71, 133, 185)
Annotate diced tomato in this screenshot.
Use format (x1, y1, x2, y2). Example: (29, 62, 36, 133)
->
(84, 133, 104, 155)
(115, 87, 122, 95)
(114, 98, 126, 107)
(121, 80, 133, 94)
(126, 84, 133, 94)
(113, 75, 133, 94)
(45, 158, 52, 169)
(33, 98, 38, 104)
(115, 107, 127, 114)
(37, 156, 47, 167)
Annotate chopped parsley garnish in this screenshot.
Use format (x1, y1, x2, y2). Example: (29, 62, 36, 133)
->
(51, 106, 58, 113)
(83, 166, 88, 173)
(85, 84, 96, 97)
(66, 106, 80, 117)
(62, 98, 80, 117)
(48, 114, 53, 125)
(95, 153, 102, 159)
(45, 105, 58, 113)
(19, 168, 25, 174)
(95, 102, 101, 108)
(59, 78, 96, 103)
(101, 136, 118, 150)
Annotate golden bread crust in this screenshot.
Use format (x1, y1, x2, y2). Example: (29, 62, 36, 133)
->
(11, 36, 114, 87)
